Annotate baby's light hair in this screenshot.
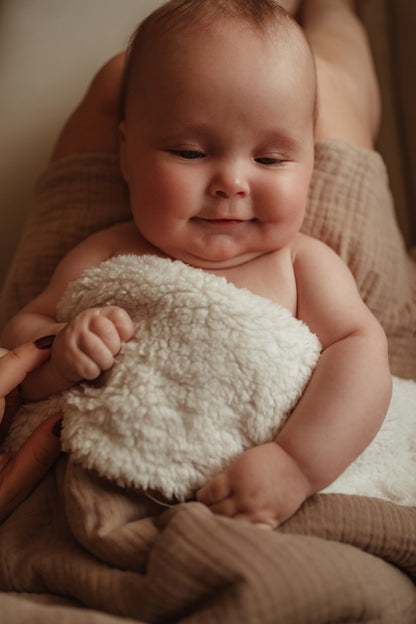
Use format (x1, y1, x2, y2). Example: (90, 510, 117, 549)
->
(119, 0, 314, 121)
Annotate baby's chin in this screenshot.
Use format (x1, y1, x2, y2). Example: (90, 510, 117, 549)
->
(169, 248, 270, 271)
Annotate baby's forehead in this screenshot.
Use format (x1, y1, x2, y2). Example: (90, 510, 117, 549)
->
(137, 8, 304, 53)
(122, 11, 316, 119)
(133, 14, 312, 78)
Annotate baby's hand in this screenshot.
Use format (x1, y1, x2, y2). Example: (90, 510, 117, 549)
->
(51, 306, 134, 385)
(197, 442, 312, 528)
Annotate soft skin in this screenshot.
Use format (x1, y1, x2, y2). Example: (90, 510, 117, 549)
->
(120, 19, 316, 270)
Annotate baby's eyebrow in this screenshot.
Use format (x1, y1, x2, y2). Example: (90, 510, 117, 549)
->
(151, 119, 307, 156)
(258, 131, 305, 154)
(149, 122, 211, 145)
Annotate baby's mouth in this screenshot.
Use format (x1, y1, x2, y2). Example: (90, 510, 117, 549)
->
(193, 217, 248, 228)
(207, 219, 243, 226)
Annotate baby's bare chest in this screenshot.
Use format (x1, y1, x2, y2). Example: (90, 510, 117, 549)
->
(112, 224, 297, 315)
(211, 251, 297, 315)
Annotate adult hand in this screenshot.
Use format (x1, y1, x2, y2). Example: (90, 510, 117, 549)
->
(0, 341, 62, 523)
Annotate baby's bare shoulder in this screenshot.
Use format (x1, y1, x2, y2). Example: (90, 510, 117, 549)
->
(291, 232, 355, 293)
(108, 220, 155, 257)
(80, 220, 148, 257)
(291, 232, 334, 257)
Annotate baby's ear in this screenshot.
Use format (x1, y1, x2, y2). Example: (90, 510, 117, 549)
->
(119, 121, 129, 183)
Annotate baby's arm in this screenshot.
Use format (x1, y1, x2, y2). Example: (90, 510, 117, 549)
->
(280, 237, 392, 488)
(1, 226, 134, 400)
(198, 236, 392, 527)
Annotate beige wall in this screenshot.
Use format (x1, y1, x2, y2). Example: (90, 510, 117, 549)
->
(0, 0, 165, 289)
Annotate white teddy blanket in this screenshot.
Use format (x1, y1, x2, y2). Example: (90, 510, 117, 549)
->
(3, 255, 416, 505)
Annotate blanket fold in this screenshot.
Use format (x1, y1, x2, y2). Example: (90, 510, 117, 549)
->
(1, 456, 416, 623)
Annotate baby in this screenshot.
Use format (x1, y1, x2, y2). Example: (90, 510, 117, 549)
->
(2, 0, 392, 528)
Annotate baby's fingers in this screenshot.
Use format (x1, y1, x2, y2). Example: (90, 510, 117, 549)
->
(88, 310, 126, 356)
(233, 513, 279, 530)
(76, 332, 114, 378)
(197, 474, 231, 506)
(98, 306, 134, 343)
(206, 497, 239, 518)
(78, 307, 134, 376)
(197, 478, 241, 519)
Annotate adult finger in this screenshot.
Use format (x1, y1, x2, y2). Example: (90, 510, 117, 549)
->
(0, 413, 62, 523)
(0, 340, 53, 400)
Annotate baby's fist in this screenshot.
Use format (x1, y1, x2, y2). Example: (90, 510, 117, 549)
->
(197, 442, 311, 528)
(52, 306, 134, 383)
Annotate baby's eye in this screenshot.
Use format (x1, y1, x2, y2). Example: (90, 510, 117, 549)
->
(255, 156, 282, 166)
(172, 150, 205, 160)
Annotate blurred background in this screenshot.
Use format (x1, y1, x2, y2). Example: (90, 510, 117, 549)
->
(0, 0, 165, 289)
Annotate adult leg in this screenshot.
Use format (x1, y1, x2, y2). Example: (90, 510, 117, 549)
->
(301, 0, 381, 147)
(277, 0, 302, 14)
(51, 53, 125, 160)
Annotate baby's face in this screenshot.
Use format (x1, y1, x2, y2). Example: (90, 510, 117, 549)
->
(120, 18, 315, 269)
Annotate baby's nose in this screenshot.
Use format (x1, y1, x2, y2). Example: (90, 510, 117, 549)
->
(208, 165, 249, 199)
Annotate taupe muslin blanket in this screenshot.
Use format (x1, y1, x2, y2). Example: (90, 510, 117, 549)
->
(1, 457, 416, 623)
